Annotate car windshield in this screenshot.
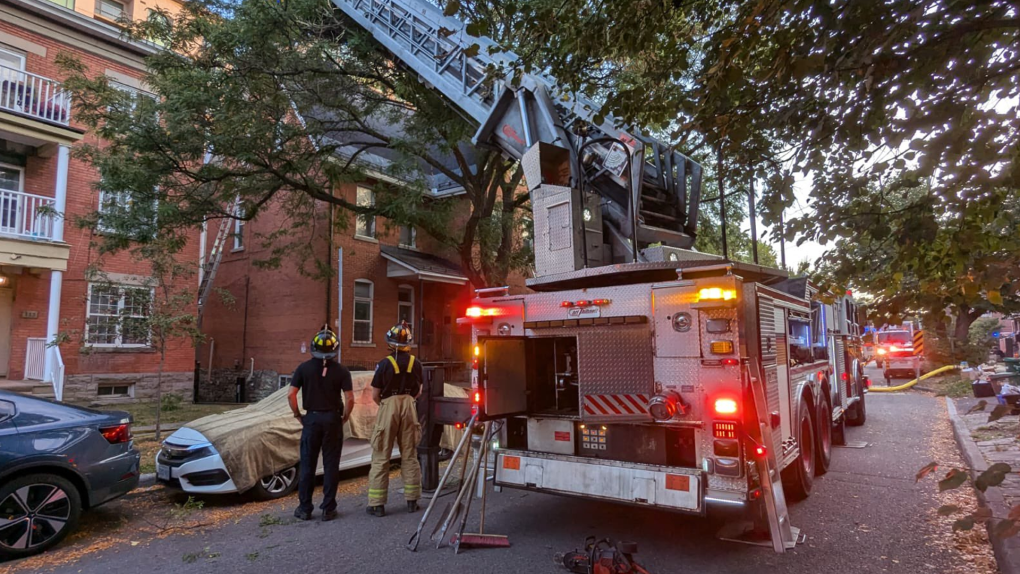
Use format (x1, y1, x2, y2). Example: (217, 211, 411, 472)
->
(877, 331, 912, 345)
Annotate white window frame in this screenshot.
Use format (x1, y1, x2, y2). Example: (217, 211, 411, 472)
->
(278, 375, 292, 389)
(0, 46, 26, 71)
(110, 81, 157, 116)
(233, 216, 245, 251)
(0, 162, 25, 193)
(97, 0, 125, 21)
(397, 285, 414, 326)
(355, 187, 375, 239)
(353, 279, 374, 344)
(399, 225, 416, 249)
(97, 383, 135, 398)
(85, 283, 154, 348)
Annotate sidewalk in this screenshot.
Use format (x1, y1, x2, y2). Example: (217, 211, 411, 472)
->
(949, 395, 1020, 574)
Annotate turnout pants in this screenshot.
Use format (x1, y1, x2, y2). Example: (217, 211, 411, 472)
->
(298, 410, 344, 514)
(367, 395, 422, 506)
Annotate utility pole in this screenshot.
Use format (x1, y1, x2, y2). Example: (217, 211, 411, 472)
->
(749, 177, 759, 265)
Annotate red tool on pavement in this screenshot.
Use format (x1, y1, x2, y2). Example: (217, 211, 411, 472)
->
(556, 538, 652, 574)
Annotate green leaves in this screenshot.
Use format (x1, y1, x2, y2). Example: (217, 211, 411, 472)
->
(443, 0, 460, 17)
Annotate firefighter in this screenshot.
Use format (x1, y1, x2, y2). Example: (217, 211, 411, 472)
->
(288, 326, 354, 522)
(366, 322, 423, 517)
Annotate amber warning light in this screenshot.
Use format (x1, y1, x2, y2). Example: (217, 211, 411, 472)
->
(465, 306, 501, 318)
(697, 288, 737, 302)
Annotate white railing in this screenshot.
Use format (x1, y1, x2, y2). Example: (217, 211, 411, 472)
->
(0, 63, 71, 126)
(50, 346, 65, 402)
(25, 338, 46, 380)
(0, 189, 57, 240)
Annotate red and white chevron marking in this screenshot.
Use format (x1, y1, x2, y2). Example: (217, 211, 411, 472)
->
(584, 394, 649, 416)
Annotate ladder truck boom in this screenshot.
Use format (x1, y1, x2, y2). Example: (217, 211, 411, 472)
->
(333, 0, 703, 270)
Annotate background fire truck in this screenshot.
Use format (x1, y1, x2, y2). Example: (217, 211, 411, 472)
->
(873, 324, 921, 384)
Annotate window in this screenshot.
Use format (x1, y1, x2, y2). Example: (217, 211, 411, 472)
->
(97, 0, 125, 20)
(86, 283, 153, 347)
(399, 225, 416, 248)
(353, 280, 373, 343)
(0, 164, 24, 234)
(98, 384, 134, 397)
(48, 0, 75, 9)
(278, 375, 292, 389)
(97, 188, 157, 236)
(355, 187, 375, 238)
(146, 9, 171, 47)
(110, 82, 156, 115)
(397, 286, 414, 326)
(0, 399, 14, 423)
(0, 46, 26, 72)
(233, 217, 245, 251)
(521, 218, 534, 251)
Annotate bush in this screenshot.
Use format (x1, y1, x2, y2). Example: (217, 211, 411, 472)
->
(161, 393, 183, 412)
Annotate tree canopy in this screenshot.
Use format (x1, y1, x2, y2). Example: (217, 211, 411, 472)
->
(61, 0, 532, 287)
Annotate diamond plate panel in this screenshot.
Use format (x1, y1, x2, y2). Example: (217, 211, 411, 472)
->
(533, 185, 577, 277)
(524, 283, 654, 321)
(651, 285, 700, 358)
(653, 357, 703, 421)
(577, 327, 654, 396)
(707, 474, 746, 493)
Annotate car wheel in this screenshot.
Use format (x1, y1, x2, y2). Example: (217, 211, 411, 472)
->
(0, 473, 81, 559)
(816, 394, 833, 475)
(782, 402, 815, 502)
(251, 466, 298, 500)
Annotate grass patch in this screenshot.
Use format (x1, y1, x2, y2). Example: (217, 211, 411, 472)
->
(928, 376, 974, 398)
(134, 436, 160, 475)
(85, 401, 240, 428)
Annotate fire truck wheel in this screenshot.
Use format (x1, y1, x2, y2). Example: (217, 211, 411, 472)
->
(782, 402, 815, 501)
(816, 395, 833, 475)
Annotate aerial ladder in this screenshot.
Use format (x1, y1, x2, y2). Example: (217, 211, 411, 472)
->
(333, 0, 703, 276)
(332, 0, 799, 552)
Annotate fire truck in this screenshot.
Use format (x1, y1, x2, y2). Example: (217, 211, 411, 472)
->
(873, 324, 920, 383)
(334, 0, 868, 546)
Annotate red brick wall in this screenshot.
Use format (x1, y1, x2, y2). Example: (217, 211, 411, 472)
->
(1, 20, 199, 381)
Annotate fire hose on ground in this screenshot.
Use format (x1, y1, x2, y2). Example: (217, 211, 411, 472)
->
(868, 364, 959, 392)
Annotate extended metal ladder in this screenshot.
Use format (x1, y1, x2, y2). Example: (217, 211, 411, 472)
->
(196, 203, 235, 324)
(331, 0, 703, 255)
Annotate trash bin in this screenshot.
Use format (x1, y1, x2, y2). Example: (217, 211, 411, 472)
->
(1004, 358, 1020, 375)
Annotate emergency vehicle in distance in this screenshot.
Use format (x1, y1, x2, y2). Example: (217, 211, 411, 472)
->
(873, 324, 920, 384)
(333, 0, 869, 537)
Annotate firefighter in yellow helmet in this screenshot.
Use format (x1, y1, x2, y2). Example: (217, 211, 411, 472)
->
(366, 321, 423, 516)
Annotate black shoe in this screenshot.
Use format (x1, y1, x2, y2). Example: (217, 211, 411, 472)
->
(366, 505, 385, 517)
(407, 501, 419, 513)
(321, 509, 338, 522)
(293, 509, 312, 521)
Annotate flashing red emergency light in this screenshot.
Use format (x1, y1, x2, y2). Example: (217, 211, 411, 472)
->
(473, 391, 482, 404)
(841, 372, 849, 381)
(562, 299, 611, 308)
(721, 358, 740, 366)
(465, 306, 501, 318)
(455, 422, 464, 430)
(754, 445, 767, 457)
(714, 398, 738, 416)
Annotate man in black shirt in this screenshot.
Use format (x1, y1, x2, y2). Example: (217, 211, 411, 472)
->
(366, 322, 423, 517)
(289, 327, 354, 522)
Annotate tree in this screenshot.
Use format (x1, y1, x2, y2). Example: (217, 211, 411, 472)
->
(60, 0, 531, 289)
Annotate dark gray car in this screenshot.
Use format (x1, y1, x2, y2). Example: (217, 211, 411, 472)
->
(0, 390, 140, 559)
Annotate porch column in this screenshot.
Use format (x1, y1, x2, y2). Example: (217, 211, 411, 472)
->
(43, 144, 70, 389)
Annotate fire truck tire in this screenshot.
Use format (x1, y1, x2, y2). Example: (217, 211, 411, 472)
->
(847, 383, 867, 426)
(816, 395, 833, 475)
(782, 402, 815, 501)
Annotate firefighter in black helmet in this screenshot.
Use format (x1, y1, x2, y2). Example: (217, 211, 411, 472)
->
(288, 326, 353, 522)
(366, 321, 423, 517)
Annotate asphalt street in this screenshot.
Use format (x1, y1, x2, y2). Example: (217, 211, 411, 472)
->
(2, 375, 990, 574)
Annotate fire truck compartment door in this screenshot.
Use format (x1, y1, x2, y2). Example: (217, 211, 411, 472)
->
(578, 327, 655, 423)
(481, 337, 528, 418)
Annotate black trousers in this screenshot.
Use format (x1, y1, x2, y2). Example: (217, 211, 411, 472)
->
(297, 410, 344, 514)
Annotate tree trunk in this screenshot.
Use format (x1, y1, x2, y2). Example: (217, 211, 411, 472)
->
(155, 346, 165, 443)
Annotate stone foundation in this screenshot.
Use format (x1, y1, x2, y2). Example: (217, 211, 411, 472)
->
(65, 372, 194, 404)
(197, 369, 283, 404)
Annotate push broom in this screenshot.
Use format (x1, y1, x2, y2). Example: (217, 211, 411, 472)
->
(453, 421, 510, 552)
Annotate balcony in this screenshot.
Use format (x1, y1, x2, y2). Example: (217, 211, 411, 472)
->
(0, 189, 57, 241)
(0, 64, 71, 127)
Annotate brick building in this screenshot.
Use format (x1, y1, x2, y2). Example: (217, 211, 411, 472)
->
(0, 0, 196, 403)
(196, 180, 480, 402)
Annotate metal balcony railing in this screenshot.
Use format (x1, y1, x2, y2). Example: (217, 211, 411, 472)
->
(0, 188, 58, 240)
(0, 64, 71, 126)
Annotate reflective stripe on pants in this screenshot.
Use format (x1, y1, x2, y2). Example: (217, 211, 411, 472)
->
(367, 395, 422, 505)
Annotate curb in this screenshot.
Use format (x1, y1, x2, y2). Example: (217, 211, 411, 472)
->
(139, 473, 156, 488)
(946, 398, 1020, 574)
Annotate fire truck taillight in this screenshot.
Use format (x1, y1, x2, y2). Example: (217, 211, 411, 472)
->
(648, 391, 685, 421)
(754, 445, 767, 458)
(710, 341, 734, 354)
(697, 288, 737, 302)
(713, 421, 738, 439)
(714, 398, 738, 416)
(877, 348, 888, 355)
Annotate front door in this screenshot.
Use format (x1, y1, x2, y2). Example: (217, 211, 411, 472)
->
(0, 288, 12, 377)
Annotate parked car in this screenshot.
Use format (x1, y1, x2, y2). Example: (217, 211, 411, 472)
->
(0, 391, 140, 559)
(157, 375, 465, 499)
